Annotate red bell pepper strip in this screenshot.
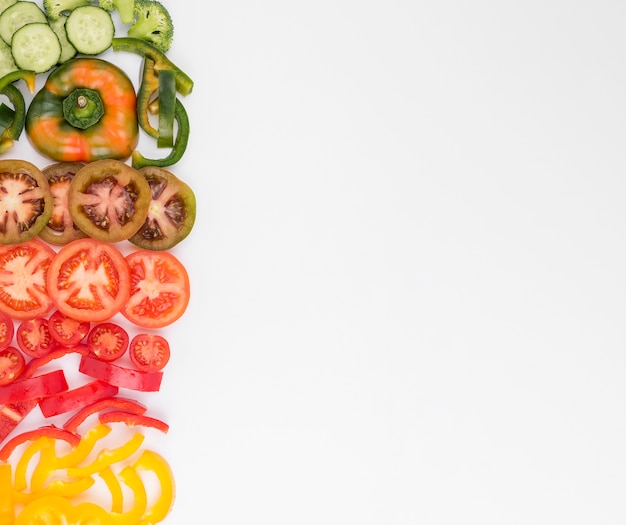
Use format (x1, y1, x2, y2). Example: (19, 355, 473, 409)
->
(39, 380, 119, 418)
(0, 370, 68, 405)
(0, 425, 79, 462)
(0, 399, 38, 444)
(98, 411, 169, 434)
(79, 355, 163, 392)
(63, 396, 147, 434)
(23, 345, 89, 379)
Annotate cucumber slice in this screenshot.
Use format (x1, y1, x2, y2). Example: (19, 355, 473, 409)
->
(0, 1, 46, 45)
(0, 38, 16, 77)
(11, 22, 61, 73)
(48, 14, 76, 63)
(65, 5, 114, 55)
(0, 0, 16, 16)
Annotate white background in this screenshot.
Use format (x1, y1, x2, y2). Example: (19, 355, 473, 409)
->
(18, 1, 625, 524)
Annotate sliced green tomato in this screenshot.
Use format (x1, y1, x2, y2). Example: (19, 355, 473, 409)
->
(39, 162, 87, 245)
(68, 159, 151, 243)
(129, 166, 196, 251)
(157, 68, 176, 148)
(0, 159, 52, 244)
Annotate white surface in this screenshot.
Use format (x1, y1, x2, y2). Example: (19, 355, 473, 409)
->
(15, 1, 626, 524)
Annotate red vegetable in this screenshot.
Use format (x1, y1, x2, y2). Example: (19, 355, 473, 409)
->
(79, 355, 162, 392)
(98, 410, 169, 433)
(0, 347, 25, 386)
(38, 380, 119, 418)
(0, 399, 38, 443)
(23, 345, 89, 379)
(16, 317, 56, 358)
(129, 333, 170, 372)
(0, 425, 79, 461)
(48, 310, 90, 347)
(0, 369, 68, 404)
(63, 396, 147, 433)
(0, 312, 14, 351)
(87, 322, 129, 362)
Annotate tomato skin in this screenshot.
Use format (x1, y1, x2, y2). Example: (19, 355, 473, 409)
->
(16, 317, 56, 358)
(0, 347, 25, 385)
(0, 238, 56, 320)
(0, 311, 14, 351)
(129, 333, 170, 372)
(46, 238, 131, 322)
(122, 250, 190, 329)
(87, 322, 129, 361)
(48, 309, 91, 347)
(79, 355, 162, 392)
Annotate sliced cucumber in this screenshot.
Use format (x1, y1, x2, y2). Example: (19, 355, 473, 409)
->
(65, 5, 114, 55)
(48, 14, 76, 63)
(11, 22, 61, 73)
(0, 1, 46, 45)
(0, 37, 16, 77)
(0, 0, 16, 17)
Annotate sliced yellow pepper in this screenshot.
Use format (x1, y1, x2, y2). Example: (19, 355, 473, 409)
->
(12, 476, 95, 504)
(99, 467, 123, 514)
(134, 449, 175, 523)
(0, 463, 13, 525)
(13, 436, 51, 492)
(15, 495, 114, 525)
(67, 433, 144, 477)
(56, 423, 111, 469)
(114, 465, 147, 525)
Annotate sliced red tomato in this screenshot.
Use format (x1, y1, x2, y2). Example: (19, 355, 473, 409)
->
(129, 334, 170, 373)
(79, 355, 162, 392)
(0, 369, 68, 404)
(48, 309, 90, 347)
(0, 347, 25, 386)
(38, 380, 119, 418)
(16, 317, 56, 358)
(0, 239, 56, 320)
(122, 250, 190, 329)
(46, 238, 131, 322)
(87, 322, 129, 362)
(0, 311, 14, 351)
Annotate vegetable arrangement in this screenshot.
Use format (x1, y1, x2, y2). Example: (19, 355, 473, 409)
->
(0, 0, 194, 523)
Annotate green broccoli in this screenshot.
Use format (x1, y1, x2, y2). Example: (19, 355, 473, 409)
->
(98, 0, 134, 24)
(128, 0, 173, 52)
(43, 0, 92, 19)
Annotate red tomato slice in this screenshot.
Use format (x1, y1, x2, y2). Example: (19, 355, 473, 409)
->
(87, 322, 129, 361)
(16, 318, 56, 358)
(0, 347, 25, 386)
(129, 334, 170, 372)
(122, 250, 190, 329)
(78, 355, 162, 392)
(46, 238, 131, 322)
(0, 312, 14, 351)
(48, 309, 90, 347)
(0, 239, 55, 320)
(38, 380, 119, 418)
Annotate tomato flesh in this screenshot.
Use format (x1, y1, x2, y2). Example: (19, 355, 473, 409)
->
(129, 333, 170, 372)
(48, 309, 91, 347)
(87, 322, 129, 361)
(122, 250, 190, 328)
(16, 317, 56, 357)
(0, 347, 25, 385)
(46, 238, 131, 322)
(0, 311, 14, 351)
(0, 238, 56, 320)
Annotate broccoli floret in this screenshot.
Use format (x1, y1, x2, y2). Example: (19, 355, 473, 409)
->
(43, 0, 92, 19)
(128, 0, 173, 52)
(98, 0, 134, 24)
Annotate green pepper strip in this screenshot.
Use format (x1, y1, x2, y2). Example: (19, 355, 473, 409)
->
(132, 98, 190, 168)
(0, 103, 15, 134)
(157, 69, 176, 148)
(137, 58, 159, 139)
(0, 71, 34, 153)
(111, 37, 194, 96)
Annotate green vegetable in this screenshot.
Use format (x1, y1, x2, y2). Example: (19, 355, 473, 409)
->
(65, 5, 114, 55)
(0, 1, 47, 45)
(98, 0, 134, 25)
(137, 57, 159, 138)
(48, 14, 77, 63)
(0, 83, 25, 153)
(157, 68, 175, 148)
(11, 22, 61, 73)
(43, 0, 91, 19)
(128, 0, 173, 52)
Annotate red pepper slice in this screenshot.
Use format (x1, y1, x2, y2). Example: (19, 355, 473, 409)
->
(0, 399, 38, 444)
(23, 345, 89, 379)
(38, 380, 119, 418)
(98, 411, 169, 434)
(0, 425, 79, 462)
(0, 370, 68, 405)
(62, 396, 147, 434)
(78, 355, 163, 392)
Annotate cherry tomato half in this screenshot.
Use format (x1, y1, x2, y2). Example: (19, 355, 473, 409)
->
(0, 347, 25, 386)
(16, 317, 56, 358)
(122, 250, 190, 328)
(0, 239, 56, 320)
(0, 311, 14, 351)
(48, 310, 90, 347)
(129, 334, 170, 372)
(87, 322, 129, 361)
(46, 238, 131, 322)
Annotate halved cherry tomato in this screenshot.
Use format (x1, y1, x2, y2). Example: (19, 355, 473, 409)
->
(79, 355, 162, 392)
(39, 380, 119, 418)
(16, 317, 56, 358)
(46, 238, 131, 322)
(48, 309, 90, 347)
(0, 347, 25, 385)
(129, 333, 170, 372)
(122, 250, 190, 328)
(87, 322, 129, 362)
(0, 239, 56, 320)
(0, 311, 14, 351)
